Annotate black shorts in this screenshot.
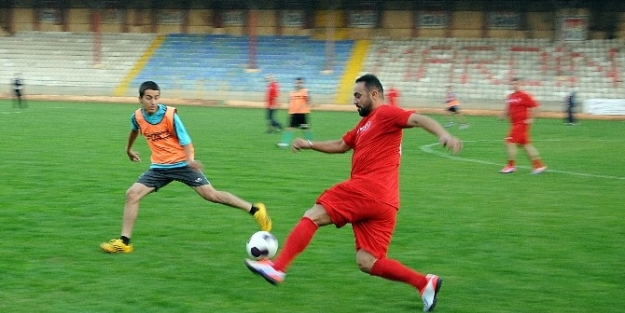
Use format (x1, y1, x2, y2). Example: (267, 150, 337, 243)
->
(289, 113, 309, 129)
(446, 105, 459, 113)
(137, 166, 210, 192)
(14, 90, 22, 98)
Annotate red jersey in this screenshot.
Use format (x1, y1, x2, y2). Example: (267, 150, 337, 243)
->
(265, 82, 279, 108)
(386, 88, 400, 106)
(506, 91, 538, 125)
(342, 105, 414, 208)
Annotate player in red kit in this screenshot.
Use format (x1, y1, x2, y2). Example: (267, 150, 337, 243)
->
(499, 77, 547, 174)
(386, 83, 400, 106)
(245, 74, 462, 312)
(265, 75, 282, 133)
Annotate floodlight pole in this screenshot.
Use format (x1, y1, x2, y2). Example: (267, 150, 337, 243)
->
(248, 9, 258, 70)
(324, 9, 335, 73)
(93, 9, 101, 68)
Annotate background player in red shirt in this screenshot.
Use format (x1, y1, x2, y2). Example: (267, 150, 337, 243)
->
(386, 83, 400, 106)
(499, 77, 547, 174)
(245, 74, 462, 312)
(265, 75, 282, 133)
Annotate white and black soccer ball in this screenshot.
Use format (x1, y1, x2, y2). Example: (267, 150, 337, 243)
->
(246, 231, 278, 260)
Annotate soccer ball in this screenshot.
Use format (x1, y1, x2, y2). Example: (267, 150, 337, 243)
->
(246, 231, 278, 260)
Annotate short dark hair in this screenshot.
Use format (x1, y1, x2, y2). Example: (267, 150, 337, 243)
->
(355, 74, 384, 94)
(511, 77, 522, 82)
(139, 81, 160, 97)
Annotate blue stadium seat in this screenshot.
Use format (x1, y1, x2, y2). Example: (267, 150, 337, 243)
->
(131, 34, 354, 96)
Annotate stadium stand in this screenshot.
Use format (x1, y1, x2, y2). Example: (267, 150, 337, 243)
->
(130, 34, 354, 102)
(1, 31, 621, 108)
(360, 38, 624, 108)
(0, 31, 155, 96)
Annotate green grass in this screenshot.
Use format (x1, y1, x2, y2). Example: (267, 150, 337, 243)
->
(0, 100, 624, 313)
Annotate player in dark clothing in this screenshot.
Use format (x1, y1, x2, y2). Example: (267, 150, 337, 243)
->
(564, 86, 577, 125)
(12, 74, 26, 108)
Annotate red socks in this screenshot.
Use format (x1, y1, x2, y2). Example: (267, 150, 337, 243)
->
(273, 217, 318, 272)
(370, 257, 428, 291)
(272, 217, 428, 292)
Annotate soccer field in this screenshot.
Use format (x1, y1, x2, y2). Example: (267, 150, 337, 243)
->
(0, 100, 623, 313)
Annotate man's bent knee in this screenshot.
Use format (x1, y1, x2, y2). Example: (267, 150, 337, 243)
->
(303, 204, 333, 226)
(356, 249, 377, 273)
(126, 184, 152, 202)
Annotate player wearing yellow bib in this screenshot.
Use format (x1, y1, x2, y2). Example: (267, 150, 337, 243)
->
(277, 77, 313, 148)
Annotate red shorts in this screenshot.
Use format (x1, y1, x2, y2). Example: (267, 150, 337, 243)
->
(506, 123, 530, 145)
(317, 180, 397, 259)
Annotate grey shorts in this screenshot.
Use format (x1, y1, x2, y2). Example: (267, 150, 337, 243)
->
(137, 166, 210, 192)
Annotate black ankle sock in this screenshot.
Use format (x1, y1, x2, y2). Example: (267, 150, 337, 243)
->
(121, 236, 130, 245)
(249, 205, 259, 216)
